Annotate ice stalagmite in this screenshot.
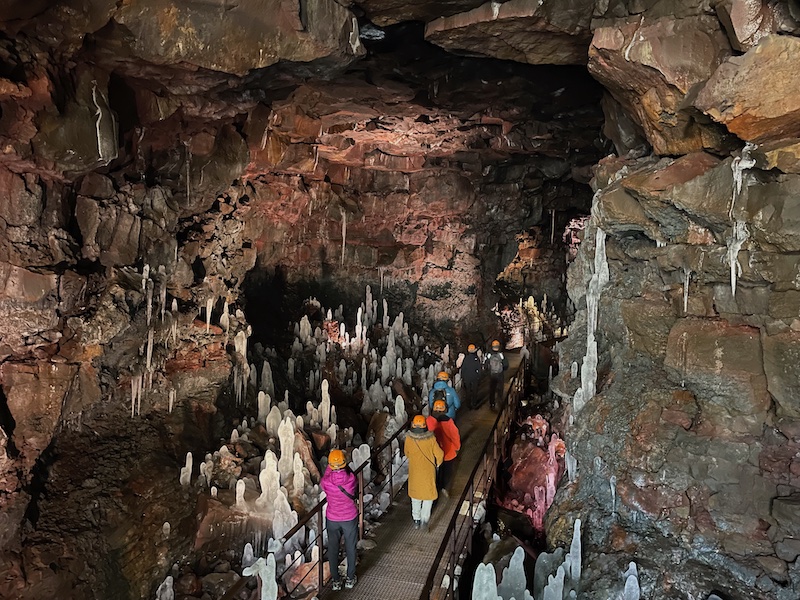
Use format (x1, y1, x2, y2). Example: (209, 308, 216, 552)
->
(261, 361, 275, 398)
(179, 452, 192, 486)
(277, 417, 294, 485)
(623, 562, 640, 600)
(498, 546, 527, 600)
(471, 562, 500, 600)
(235, 478, 247, 509)
(243, 555, 279, 600)
(155, 576, 174, 600)
(257, 391, 270, 423)
(205, 297, 213, 333)
(573, 227, 608, 413)
(568, 518, 582, 585)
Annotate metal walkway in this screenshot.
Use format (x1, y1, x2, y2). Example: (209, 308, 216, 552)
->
(320, 352, 523, 600)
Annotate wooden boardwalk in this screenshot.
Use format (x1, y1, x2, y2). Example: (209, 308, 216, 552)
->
(319, 352, 523, 600)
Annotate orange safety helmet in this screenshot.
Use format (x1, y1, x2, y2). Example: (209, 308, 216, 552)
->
(411, 414, 427, 429)
(328, 448, 346, 470)
(437, 371, 450, 381)
(467, 344, 477, 353)
(491, 340, 501, 350)
(432, 399, 447, 413)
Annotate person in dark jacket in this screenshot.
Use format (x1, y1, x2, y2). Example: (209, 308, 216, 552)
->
(459, 344, 483, 409)
(484, 340, 509, 409)
(320, 449, 359, 590)
(426, 399, 461, 497)
(427, 371, 461, 420)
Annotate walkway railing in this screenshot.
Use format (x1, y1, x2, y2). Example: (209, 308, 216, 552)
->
(220, 418, 411, 600)
(420, 352, 529, 600)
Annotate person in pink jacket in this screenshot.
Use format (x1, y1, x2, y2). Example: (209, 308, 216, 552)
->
(320, 449, 359, 590)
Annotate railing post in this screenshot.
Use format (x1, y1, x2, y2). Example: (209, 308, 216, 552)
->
(389, 446, 394, 501)
(317, 508, 324, 598)
(358, 469, 365, 540)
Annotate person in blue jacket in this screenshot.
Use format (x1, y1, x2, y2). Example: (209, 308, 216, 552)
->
(428, 371, 461, 420)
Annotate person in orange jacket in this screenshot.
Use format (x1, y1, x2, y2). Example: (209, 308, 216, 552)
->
(426, 399, 461, 498)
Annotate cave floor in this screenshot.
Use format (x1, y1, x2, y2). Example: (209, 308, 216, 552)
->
(319, 352, 523, 600)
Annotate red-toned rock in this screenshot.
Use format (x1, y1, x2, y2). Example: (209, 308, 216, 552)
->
(696, 35, 800, 143)
(715, 0, 778, 51)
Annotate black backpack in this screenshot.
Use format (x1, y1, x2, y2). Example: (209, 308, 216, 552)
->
(433, 388, 446, 402)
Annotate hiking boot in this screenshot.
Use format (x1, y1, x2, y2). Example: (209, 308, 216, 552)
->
(413, 519, 421, 529)
(345, 576, 357, 589)
(331, 579, 343, 591)
(440, 488, 450, 499)
(421, 520, 430, 532)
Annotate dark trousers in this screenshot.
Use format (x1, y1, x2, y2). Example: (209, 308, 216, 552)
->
(488, 374, 504, 407)
(463, 378, 479, 409)
(437, 459, 455, 492)
(327, 517, 358, 580)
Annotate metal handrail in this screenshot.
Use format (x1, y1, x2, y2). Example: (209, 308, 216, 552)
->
(220, 417, 412, 600)
(420, 352, 529, 600)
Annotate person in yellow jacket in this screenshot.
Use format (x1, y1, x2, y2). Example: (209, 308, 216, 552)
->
(404, 414, 444, 531)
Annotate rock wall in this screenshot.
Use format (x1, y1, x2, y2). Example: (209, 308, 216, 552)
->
(0, 4, 602, 598)
(550, 4, 800, 598)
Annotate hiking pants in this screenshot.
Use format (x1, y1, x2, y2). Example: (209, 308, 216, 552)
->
(327, 517, 358, 580)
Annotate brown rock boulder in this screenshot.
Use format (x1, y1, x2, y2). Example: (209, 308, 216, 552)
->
(715, 0, 778, 52)
(663, 319, 769, 436)
(589, 16, 732, 155)
(425, 0, 592, 65)
(104, 0, 364, 79)
(763, 331, 800, 418)
(695, 35, 800, 143)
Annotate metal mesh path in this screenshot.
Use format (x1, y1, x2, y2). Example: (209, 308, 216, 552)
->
(319, 352, 522, 600)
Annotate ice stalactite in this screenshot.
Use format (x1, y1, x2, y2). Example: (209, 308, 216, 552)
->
(146, 328, 154, 371)
(726, 220, 748, 298)
(179, 452, 193, 486)
(573, 226, 608, 413)
(340, 207, 347, 266)
(146, 278, 154, 326)
(205, 297, 213, 333)
(682, 267, 692, 313)
(168, 389, 175, 414)
(730, 142, 756, 219)
(159, 266, 167, 321)
(130, 372, 143, 417)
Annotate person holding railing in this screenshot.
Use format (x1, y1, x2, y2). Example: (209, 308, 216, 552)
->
(426, 399, 461, 498)
(320, 449, 359, 590)
(404, 415, 445, 531)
